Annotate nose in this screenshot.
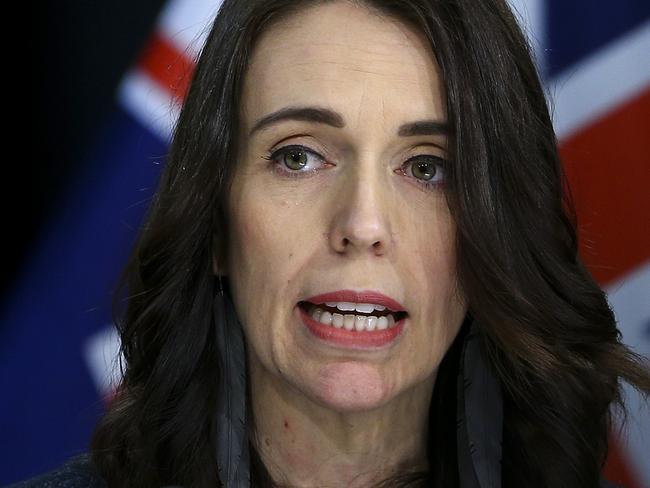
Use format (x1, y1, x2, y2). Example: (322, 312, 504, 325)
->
(329, 160, 393, 257)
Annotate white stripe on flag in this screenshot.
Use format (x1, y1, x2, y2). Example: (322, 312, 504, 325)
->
(158, 0, 225, 60)
(118, 68, 181, 142)
(83, 325, 123, 398)
(550, 19, 650, 140)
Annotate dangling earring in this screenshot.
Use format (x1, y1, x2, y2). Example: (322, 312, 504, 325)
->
(456, 317, 503, 488)
(213, 275, 251, 486)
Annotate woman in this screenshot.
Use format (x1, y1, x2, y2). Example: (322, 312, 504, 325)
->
(14, 0, 650, 487)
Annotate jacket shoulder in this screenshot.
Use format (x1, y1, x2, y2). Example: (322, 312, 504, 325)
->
(7, 454, 107, 488)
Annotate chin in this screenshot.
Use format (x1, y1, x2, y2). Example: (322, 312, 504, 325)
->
(309, 361, 394, 412)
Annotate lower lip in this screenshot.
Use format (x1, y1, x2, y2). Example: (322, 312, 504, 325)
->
(298, 306, 406, 349)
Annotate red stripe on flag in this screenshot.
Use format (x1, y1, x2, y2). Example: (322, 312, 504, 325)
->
(603, 433, 641, 488)
(560, 87, 650, 286)
(137, 32, 196, 104)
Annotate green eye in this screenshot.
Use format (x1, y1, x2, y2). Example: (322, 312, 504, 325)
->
(400, 155, 446, 189)
(283, 149, 309, 170)
(411, 160, 437, 180)
(263, 144, 327, 177)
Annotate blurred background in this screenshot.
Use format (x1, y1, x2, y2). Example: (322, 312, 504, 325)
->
(2, 0, 649, 485)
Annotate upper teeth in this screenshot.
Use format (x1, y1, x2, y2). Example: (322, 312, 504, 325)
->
(324, 301, 388, 313)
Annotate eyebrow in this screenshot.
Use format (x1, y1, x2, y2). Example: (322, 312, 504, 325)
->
(249, 105, 451, 137)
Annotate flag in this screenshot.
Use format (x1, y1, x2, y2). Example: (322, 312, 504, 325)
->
(0, 1, 217, 483)
(1, 0, 648, 485)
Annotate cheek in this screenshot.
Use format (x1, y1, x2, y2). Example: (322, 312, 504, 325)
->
(229, 195, 298, 277)
(411, 210, 465, 342)
(410, 205, 458, 290)
(227, 184, 317, 327)
(226, 184, 321, 371)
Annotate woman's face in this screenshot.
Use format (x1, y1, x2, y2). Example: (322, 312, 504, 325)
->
(222, 1, 467, 412)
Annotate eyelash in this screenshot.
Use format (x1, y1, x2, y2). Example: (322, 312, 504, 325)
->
(262, 144, 446, 190)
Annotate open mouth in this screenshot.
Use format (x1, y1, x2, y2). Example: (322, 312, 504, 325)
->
(298, 301, 408, 332)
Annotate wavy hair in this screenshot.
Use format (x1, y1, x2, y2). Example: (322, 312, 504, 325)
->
(90, 0, 650, 486)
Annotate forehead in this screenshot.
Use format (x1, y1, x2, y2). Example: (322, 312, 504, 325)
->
(240, 2, 446, 135)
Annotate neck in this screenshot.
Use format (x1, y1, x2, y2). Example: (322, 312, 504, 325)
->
(247, 353, 435, 488)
